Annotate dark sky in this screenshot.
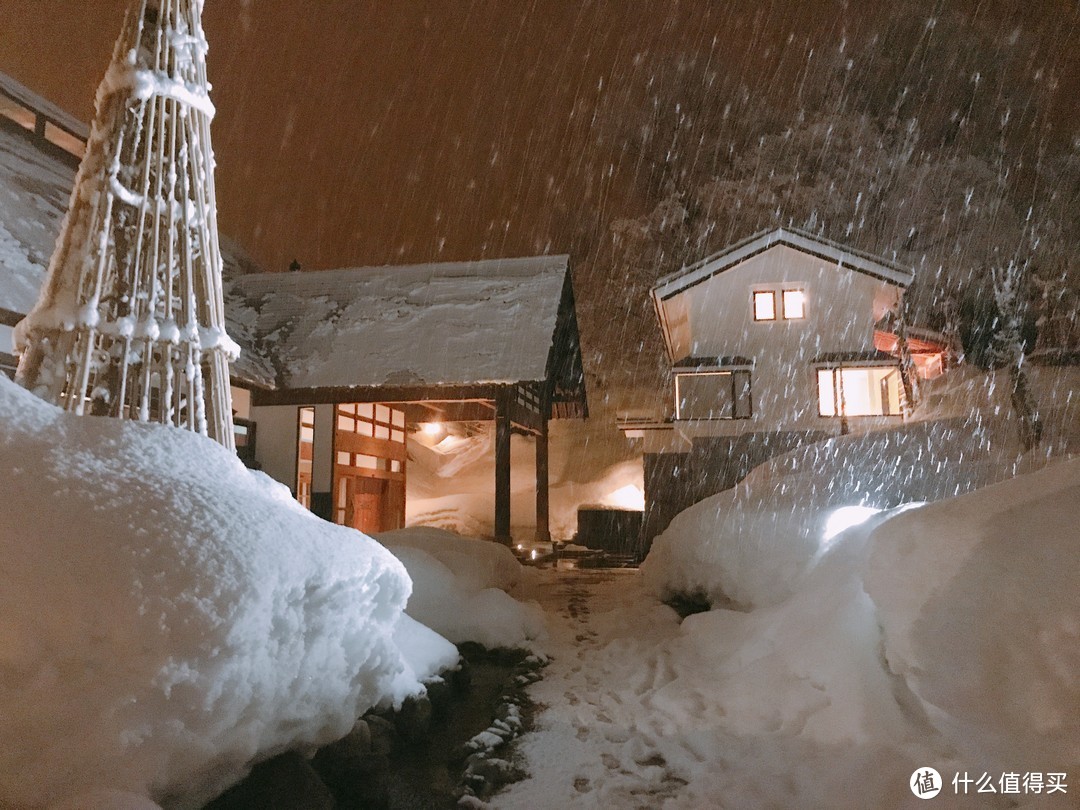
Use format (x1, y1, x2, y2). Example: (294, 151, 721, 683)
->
(1, 1, 1077, 274)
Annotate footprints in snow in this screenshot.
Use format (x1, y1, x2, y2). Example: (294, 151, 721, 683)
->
(552, 576, 687, 805)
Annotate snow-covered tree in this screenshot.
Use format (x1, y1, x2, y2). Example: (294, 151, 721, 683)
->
(991, 260, 1041, 450)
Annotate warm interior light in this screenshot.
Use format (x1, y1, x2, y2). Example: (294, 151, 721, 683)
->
(782, 289, 806, 319)
(753, 290, 776, 321)
(604, 484, 645, 511)
(419, 421, 445, 438)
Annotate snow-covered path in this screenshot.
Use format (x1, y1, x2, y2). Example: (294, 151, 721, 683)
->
(495, 568, 696, 809)
(495, 566, 985, 810)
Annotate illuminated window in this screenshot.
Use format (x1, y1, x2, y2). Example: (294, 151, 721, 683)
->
(335, 403, 406, 443)
(753, 290, 776, 321)
(675, 370, 752, 420)
(782, 289, 806, 319)
(817, 367, 902, 417)
(296, 406, 315, 508)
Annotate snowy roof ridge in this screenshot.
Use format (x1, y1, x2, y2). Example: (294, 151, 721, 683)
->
(653, 227, 914, 301)
(228, 254, 572, 390)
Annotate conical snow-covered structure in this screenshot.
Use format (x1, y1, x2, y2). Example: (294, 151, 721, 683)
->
(15, 0, 237, 450)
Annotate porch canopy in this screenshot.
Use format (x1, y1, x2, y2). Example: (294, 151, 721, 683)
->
(228, 254, 588, 543)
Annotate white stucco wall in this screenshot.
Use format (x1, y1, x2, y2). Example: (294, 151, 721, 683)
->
(660, 245, 904, 434)
(250, 404, 301, 494)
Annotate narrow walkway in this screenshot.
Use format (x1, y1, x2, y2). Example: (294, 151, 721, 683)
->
(495, 567, 695, 809)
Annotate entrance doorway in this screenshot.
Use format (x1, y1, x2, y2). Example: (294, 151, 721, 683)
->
(332, 403, 407, 534)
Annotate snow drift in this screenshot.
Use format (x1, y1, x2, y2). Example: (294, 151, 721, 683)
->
(642, 418, 1058, 609)
(633, 389, 1080, 805)
(0, 376, 437, 809)
(866, 459, 1080, 773)
(377, 527, 545, 649)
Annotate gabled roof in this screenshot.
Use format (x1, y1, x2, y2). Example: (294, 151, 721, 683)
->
(652, 227, 914, 302)
(228, 255, 574, 390)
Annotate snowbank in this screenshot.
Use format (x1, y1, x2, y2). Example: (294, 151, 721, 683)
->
(866, 458, 1080, 772)
(377, 527, 545, 649)
(642, 418, 1055, 609)
(628, 387, 1080, 806)
(507, 458, 1079, 808)
(0, 376, 438, 809)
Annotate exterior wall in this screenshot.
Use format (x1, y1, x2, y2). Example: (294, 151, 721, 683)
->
(661, 245, 904, 435)
(642, 429, 833, 549)
(230, 386, 251, 420)
(250, 403, 301, 494)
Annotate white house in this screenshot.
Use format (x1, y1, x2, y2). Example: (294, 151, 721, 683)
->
(624, 227, 949, 546)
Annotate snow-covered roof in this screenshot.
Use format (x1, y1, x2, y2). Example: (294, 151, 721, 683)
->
(653, 227, 914, 302)
(229, 255, 572, 390)
(0, 119, 276, 388)
(0, 124, 73, 322)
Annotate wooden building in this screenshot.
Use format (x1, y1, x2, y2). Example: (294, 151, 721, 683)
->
(0, 72, 588, 544)
(227, 256, 587, 542)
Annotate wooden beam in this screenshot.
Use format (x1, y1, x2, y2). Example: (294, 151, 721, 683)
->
(509, 395, 543, 435)
(252, 383, 503, 407)
(252, 386, 546, 432)
(535, 407, 551, 543)
(494, 387, 512, 545)
(0, 308, 24, 328)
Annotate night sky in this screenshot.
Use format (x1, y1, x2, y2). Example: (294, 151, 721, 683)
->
(2, 1, 1077, 277)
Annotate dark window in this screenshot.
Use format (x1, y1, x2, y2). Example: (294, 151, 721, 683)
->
(675, 370, 753, 419)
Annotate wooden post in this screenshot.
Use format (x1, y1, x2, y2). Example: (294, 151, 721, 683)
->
(535, 404, 551, 544)
(494, 388, 512, 545)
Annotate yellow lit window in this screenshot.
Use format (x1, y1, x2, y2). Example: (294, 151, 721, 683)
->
(753, 291, 776, 321)
(782, 289, 806, 319)
(817, 367, 902, 417)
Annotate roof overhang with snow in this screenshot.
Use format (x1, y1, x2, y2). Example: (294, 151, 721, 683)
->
(231, 255, 588, 424)
(653, 227, 914, 303)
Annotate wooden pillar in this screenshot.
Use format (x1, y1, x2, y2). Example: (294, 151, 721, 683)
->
(494, 388, 512, 545)
(535, 408, 551, 543)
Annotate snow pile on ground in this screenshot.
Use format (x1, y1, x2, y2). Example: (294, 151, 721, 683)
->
(501, 458, 1079, 809)
(0, 375, 448, 809)
(377, 527, 545, 649)
(641, 414, 1069, 609)
(911, 362, 1080, 455)
(866, 459, 1080, 774)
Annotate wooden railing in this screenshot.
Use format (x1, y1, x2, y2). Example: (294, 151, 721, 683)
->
(0, 71, 88, 158)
